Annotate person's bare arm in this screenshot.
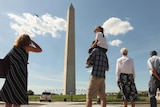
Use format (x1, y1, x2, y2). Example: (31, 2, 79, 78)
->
(92, 39, 98, 47)
(25, 40, 42, 53)
(86, 60, 89, 65)
(151, 69, 160, 80)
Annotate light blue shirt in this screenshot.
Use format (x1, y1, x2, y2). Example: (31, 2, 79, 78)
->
(147, 55, 160, 75)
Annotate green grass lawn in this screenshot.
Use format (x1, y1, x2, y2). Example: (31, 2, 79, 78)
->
(28, 94, 158, 104)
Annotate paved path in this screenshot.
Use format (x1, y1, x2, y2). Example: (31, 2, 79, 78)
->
(38, 102, 124, 107)
(38, 102, 160, 107)
(39, 104, 124, 107)
(37, 102, 160, 107)
(0, 101, 157, 107)
(35, 102, 151, 107)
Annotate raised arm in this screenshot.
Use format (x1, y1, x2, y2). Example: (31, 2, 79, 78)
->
(91, 39, 98, 47)
(25, 40, 42, 53)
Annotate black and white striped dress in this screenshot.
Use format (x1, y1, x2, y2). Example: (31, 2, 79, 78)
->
(0, 47, 28, 104)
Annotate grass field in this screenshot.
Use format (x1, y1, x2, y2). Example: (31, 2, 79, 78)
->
(28, 94, 158, 104)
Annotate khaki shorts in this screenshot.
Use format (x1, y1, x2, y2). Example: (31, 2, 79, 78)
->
(86, 76, 106, 99)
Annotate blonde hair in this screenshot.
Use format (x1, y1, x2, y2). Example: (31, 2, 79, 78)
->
(120, 48, 128, 55)
(14, 34, 31, 48)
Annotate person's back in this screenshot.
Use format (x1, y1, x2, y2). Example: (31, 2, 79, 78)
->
(117, 56, 134, 75)
(148, 55, 160, 74)
(90, 48, 108, 78)
(116, 48, 137, 107)
(86, 48, 109, 107)
(147, 50, 160, 107)
(92, 26, 108, 53)
(86, 26, 108, 68)
(96, 32, 108, 50)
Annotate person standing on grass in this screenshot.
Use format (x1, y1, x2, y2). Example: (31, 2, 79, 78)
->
(86, 47, 109, 107)
(116, 48, 138, 107)
(147, 50, 160, 107)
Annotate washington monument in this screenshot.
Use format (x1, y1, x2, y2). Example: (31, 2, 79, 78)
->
(63, 4, 75, 95)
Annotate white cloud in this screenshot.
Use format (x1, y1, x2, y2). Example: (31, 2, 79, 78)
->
(109, 39, 122, 46)
(7, 13, 66, 38)
(102, 17, 133, 36)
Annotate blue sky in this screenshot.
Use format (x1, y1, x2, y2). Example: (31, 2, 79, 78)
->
(0, 0, 160, 94)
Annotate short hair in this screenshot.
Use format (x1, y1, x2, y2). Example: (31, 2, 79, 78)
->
(150, 50, 157, 56)
(120, 48, 128, 55)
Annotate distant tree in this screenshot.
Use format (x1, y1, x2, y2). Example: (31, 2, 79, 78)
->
(117, 91, 121, 99)
(28, 90, 34, 95)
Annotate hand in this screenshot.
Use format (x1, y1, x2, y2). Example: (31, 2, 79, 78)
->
(88, 48, 93, 54)
(105, 67, 109, 71)
(117, 80, 120, 86)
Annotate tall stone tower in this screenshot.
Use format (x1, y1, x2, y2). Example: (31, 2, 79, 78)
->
(63, 4, 75, 95)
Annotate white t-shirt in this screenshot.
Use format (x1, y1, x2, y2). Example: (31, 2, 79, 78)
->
(147, 55, 160, 75)
(95, 32, 108, 49)
(116, 56, 135, 81)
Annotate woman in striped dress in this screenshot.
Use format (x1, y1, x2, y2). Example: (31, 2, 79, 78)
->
(0, 34, 42, 107)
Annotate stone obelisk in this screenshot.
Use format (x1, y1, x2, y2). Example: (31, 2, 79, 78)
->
(63, 4, 75, 95)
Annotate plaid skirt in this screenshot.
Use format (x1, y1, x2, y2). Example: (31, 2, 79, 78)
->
(119, 73, 138, 101)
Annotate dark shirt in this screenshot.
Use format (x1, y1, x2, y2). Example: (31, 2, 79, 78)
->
(87, 48, 109, 78)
